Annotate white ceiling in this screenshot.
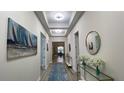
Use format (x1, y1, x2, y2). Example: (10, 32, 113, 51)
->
(35, 11, 83, 37)
(43, 11, 76, 36)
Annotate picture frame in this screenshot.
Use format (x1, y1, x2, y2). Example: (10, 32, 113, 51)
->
(7, 18, 37, 60)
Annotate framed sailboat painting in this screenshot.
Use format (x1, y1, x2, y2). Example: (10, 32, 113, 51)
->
(7, 18, 37, 60)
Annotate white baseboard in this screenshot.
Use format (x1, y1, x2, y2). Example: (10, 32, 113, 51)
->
(37, 76, 41, 81)
(80, 76, 86, 81)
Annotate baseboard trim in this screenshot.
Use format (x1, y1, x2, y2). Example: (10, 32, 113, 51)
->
(80, 76, 86, 81)
(37, 76, 41, 81)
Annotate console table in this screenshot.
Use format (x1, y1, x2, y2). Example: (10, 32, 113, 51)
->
(77, 64, 114, 81)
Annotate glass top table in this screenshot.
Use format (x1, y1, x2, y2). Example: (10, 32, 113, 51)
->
(78, 64, 114, 81)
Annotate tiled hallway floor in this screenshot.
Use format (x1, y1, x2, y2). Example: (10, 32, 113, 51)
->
(48, 63, 68, 81)
(40, 56, 77, 81)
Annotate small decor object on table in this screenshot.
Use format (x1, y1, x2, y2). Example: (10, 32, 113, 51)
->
(96, 65, 100, 76)
(91, 58, 105, 76)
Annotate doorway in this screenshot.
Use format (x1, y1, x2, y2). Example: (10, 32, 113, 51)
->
(52, 42, 65, 63)
(40, 32, 46, 70)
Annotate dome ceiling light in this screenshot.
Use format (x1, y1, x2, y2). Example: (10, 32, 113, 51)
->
(55, 29, 62, 33)
(54, 13, 64, 21)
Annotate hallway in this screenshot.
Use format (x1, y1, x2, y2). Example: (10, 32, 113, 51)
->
(1, 11, 124, 81)
(1, 1, 124, 93)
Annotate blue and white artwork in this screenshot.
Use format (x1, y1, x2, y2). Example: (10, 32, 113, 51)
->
(7, 18, 37, 60)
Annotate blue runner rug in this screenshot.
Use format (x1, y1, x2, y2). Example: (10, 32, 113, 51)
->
(48, 63, 68, 81)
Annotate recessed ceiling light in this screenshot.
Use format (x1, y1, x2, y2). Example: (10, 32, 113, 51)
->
(54, 13, 64, 21)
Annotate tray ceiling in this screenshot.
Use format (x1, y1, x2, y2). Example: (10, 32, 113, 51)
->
(35, 11, 84, 37)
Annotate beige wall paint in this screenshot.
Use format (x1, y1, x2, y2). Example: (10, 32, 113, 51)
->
(0, 11, 50, 80)
(67, 11, 124, 80)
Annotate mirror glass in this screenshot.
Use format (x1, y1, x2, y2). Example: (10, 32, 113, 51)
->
(85, 31, 101, 55)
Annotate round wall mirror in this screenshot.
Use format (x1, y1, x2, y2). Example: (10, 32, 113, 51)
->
(85, 31, 101, 55)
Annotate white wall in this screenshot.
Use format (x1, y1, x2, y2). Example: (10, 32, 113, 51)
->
(49, 36, 67, 62)
(67, 11, 124, 80)
(0, 11, 49, 81)
(67, 29, 78, 72)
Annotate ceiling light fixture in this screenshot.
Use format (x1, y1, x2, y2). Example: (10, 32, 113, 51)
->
(55, 29, 63, 33)
(54, 13, 64, 21)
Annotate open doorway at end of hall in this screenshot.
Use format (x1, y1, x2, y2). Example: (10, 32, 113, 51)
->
(52, 42, 65, 63)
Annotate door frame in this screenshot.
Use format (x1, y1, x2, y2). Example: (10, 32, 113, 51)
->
(40, 32, 46, 69)
(52, 42, 65, 62)
(74, 31, 79, 70)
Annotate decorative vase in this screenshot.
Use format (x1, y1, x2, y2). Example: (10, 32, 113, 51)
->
(96, 66, 100, 76)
